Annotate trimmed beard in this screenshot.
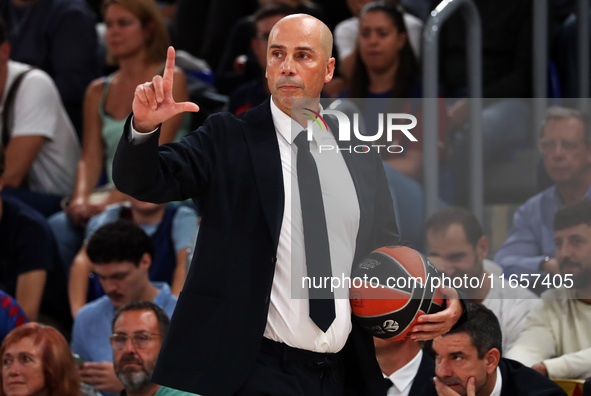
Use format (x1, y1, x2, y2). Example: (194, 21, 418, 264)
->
(117, 367, 152, 392)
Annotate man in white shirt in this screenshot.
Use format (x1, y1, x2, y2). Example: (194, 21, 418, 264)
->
(426, 206, 537, 353)
(0, 16, 80, 216)
(507, 200, 591, 379)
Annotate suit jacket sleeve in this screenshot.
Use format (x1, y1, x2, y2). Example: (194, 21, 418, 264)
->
(112, 114, 217, 204)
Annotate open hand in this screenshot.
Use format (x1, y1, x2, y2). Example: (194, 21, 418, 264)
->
(133, 46, 200, 133)
(411, 286, 462, 341)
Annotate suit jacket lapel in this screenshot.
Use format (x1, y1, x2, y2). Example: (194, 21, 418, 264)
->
(242, 97, 285, 251)
(409, 351, 436, 395)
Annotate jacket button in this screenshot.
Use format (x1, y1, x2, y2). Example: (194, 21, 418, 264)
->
(264, 295, 270, 304)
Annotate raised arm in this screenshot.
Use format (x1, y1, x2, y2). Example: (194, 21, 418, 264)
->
(159, 68, 191, 144)
(132, 47, 199, 133)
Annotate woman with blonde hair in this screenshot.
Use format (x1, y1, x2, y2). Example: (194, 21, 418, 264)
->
(50, 0, 191, 268)
(0, 323, 80, 396)
(67, 0, 189, 225)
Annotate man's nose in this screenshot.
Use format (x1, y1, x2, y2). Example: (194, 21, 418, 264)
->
(281, 55, 296, 75)
(435, 359, 451, 378)
(551, 142, 566, 157)
(557, 244, 573, 261)
(123, 339, 137, 353)
(101, 279, 118, 294)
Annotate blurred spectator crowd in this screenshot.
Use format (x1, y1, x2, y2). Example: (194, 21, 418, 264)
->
(0, 0, 589, 395)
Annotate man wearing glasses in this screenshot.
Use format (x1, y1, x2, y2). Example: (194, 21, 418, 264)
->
(71, 220, 178, 396)
(111, 301, 197, 396)
(495, 106, 591, 284)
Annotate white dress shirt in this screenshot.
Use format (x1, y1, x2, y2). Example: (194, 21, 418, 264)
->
(263, 98, 360, 352)
(384, 349, 423, 396)
(490, 366, 502, 396)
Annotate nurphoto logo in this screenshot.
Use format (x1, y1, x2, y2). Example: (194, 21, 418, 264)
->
(302, 107, 418, 154)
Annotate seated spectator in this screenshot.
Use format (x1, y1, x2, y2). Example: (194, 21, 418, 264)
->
(0, 148, 70, 328)
(49, 0, 191, 267)
(426, 207, 537, 353)
(0, 16, 80, 217)
(226, 3, 295, 115)
(335, 0, 422, 81)
(71, 220, 177, 396)
(346, 1, 447, 181)
(0, 0, 98, 135)
(0, 290, 26, 344)
(374, 338, 434, 395)
(495, 107, 591, 279)
(432, 303, 565, 396)
(68, 196, 198, 317)
(0, 322, 80, 396)
(110, 301, 196, 396)
(68, 0, 190, 226)
(506, 200, 591, 379)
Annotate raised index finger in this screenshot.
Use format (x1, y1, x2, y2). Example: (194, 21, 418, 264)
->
(163, 46, 176, 92)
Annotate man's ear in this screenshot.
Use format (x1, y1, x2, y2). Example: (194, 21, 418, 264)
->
(139, 252, 152, 271)
(324, 57, 335, 83)
(484, 348, 500, 374)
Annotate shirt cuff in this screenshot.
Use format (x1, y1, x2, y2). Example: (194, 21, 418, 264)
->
(129, 116, 158, 144)
(542, 358, 562, 379)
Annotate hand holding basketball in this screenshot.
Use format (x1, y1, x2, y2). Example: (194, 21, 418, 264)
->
(350, 246, 446, 342)
(411, 286, 463, 341)
(132, 46, 200, 133)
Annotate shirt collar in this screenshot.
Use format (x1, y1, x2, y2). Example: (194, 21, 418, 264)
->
(490, 366, 502, 396)
(385, 349, 423, 393)
(551, 183, 591, 206)
(269, 96, 326, 145)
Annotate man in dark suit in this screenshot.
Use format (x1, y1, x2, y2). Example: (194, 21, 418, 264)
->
(431, 303, 566, 396)
(375, 338, 435, 396)
(112, 14, 464, 396)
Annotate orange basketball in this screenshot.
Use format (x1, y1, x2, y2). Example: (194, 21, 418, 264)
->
(350, 246, 445, 341)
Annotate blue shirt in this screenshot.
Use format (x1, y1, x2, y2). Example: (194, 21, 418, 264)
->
(494, 184, 591, 276)
(70, 282, 177, 363)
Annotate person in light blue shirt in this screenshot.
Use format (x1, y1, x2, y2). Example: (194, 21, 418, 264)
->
(495, 107, 591, 279)
(71, 221, 178, 396)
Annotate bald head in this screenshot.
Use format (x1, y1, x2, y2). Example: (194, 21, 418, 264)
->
(265, 13, 335, 117)
(270, 14, 333, 61)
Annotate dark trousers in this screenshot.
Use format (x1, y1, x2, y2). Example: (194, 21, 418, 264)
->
(235, 338, 344, 396)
